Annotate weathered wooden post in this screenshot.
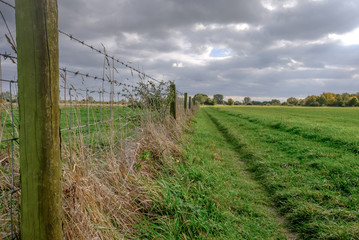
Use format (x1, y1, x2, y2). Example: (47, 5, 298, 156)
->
(16, 0, 63, 239)
(170, 83, 176, 119)
(189, 96, 192, 109)
(184, 92, 188, 110)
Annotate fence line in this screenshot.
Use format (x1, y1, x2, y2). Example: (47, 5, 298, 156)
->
(58, 30, 165, 85)
(0, 1, 194, 238)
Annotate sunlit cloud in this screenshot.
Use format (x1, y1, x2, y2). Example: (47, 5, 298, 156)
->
(329, 27, 359, 46)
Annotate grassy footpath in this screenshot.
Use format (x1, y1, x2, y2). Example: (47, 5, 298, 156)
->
(135, 109, 291, 239)
(204, 107, 359, 239)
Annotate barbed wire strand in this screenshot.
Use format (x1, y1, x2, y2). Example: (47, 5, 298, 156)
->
(58, 30, 165, 85)
(60, 68, 136, 89)
(0, 0, 14, 9)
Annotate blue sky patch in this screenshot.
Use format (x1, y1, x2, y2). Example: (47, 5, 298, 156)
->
(210, 48, 230, 58)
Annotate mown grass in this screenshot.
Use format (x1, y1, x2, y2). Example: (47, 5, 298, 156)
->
(135, 109, 290, 239)
(204, 106, 359, 239)
(216, 106, 359, 154)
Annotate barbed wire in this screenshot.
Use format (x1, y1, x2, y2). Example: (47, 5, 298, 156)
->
(0, 78, 17, 83)
(0, 2, 172, 88)
(0, 0, 14, 9)
(0, 53, 16, 59)
(0, 53, 17, 65)
(58, 30, 167, 85)
(60, 68, 136, 89)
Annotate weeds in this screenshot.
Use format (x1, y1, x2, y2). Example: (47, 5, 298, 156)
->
(0, 69, 198, 239)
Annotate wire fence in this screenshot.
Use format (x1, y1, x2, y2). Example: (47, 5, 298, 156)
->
(0, 77, 20, 240)
(0, 1, 192, 238)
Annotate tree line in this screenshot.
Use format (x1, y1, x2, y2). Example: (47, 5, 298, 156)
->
(193, 92, 359, 107)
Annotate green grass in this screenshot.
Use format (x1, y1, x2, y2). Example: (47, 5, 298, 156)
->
(0, 104, 147, 152)
(203, 106, 359, 239)
(58, 105, 144, 149)
(135, 109, 291, 239)
(215, 106, 359, 154)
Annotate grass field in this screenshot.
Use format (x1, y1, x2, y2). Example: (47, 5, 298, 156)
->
(204, 106, 359, 239)
(0, 104, 146, 150)
(139, 106, 359, 239)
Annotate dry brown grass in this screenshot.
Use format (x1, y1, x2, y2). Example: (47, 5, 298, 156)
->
(61, 105, 198, 239)
(0, 98, 198, 239)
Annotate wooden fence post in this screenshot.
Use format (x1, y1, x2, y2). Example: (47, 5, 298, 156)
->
(184, 92, 187, 110)
(189, 96, 192, 109)
(170, 83, 176, 119)
(16, 0, 63, 239)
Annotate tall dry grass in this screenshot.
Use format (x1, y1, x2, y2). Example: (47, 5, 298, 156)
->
(0, 83, 198, 239)
(61, 105, 198, 239)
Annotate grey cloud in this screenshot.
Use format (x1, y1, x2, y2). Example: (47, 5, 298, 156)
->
(265, 0, 359, 40)
(2, 0, 359, 100)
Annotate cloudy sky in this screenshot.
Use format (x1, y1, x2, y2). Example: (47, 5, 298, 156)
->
(1, 0, 359, 101)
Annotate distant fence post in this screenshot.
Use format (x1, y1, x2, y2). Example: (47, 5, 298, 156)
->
(189, 96, 192, 109)
(16, 0, 63, 239)
(184, 92, 188, 110)
(170, 83, 176, 119)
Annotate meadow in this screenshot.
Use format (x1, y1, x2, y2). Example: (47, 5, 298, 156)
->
(0, 103, 148, 150)
(2, 102, 359, 239)
(203, 106, 359, 239)
(138, 106, 359, 239)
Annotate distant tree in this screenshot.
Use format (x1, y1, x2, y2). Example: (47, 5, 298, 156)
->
(262, 101, 271, 105)
(341, 93, 351, 106)
(252, 101, 263, 105)
(212, 97, 217, 105)
(318, 92, 336, 106)
(243, 97, 252, 105)
(227, 98, 234, 105)
(213, 94, 224, 104)
(304, 95, 319, 106)
(348, 96, 359, 106)
(317, 95, 326, 106)
(88, 96, 94, 102)
(271, 99, 281, 105)
(282, 102, 289, 106)
(286, 97, 298, 105)
(234, 101, 241, 105)
(204, 97, 215, 105)
(335, 94, 345, 107)
(194, 93, 208, 104)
